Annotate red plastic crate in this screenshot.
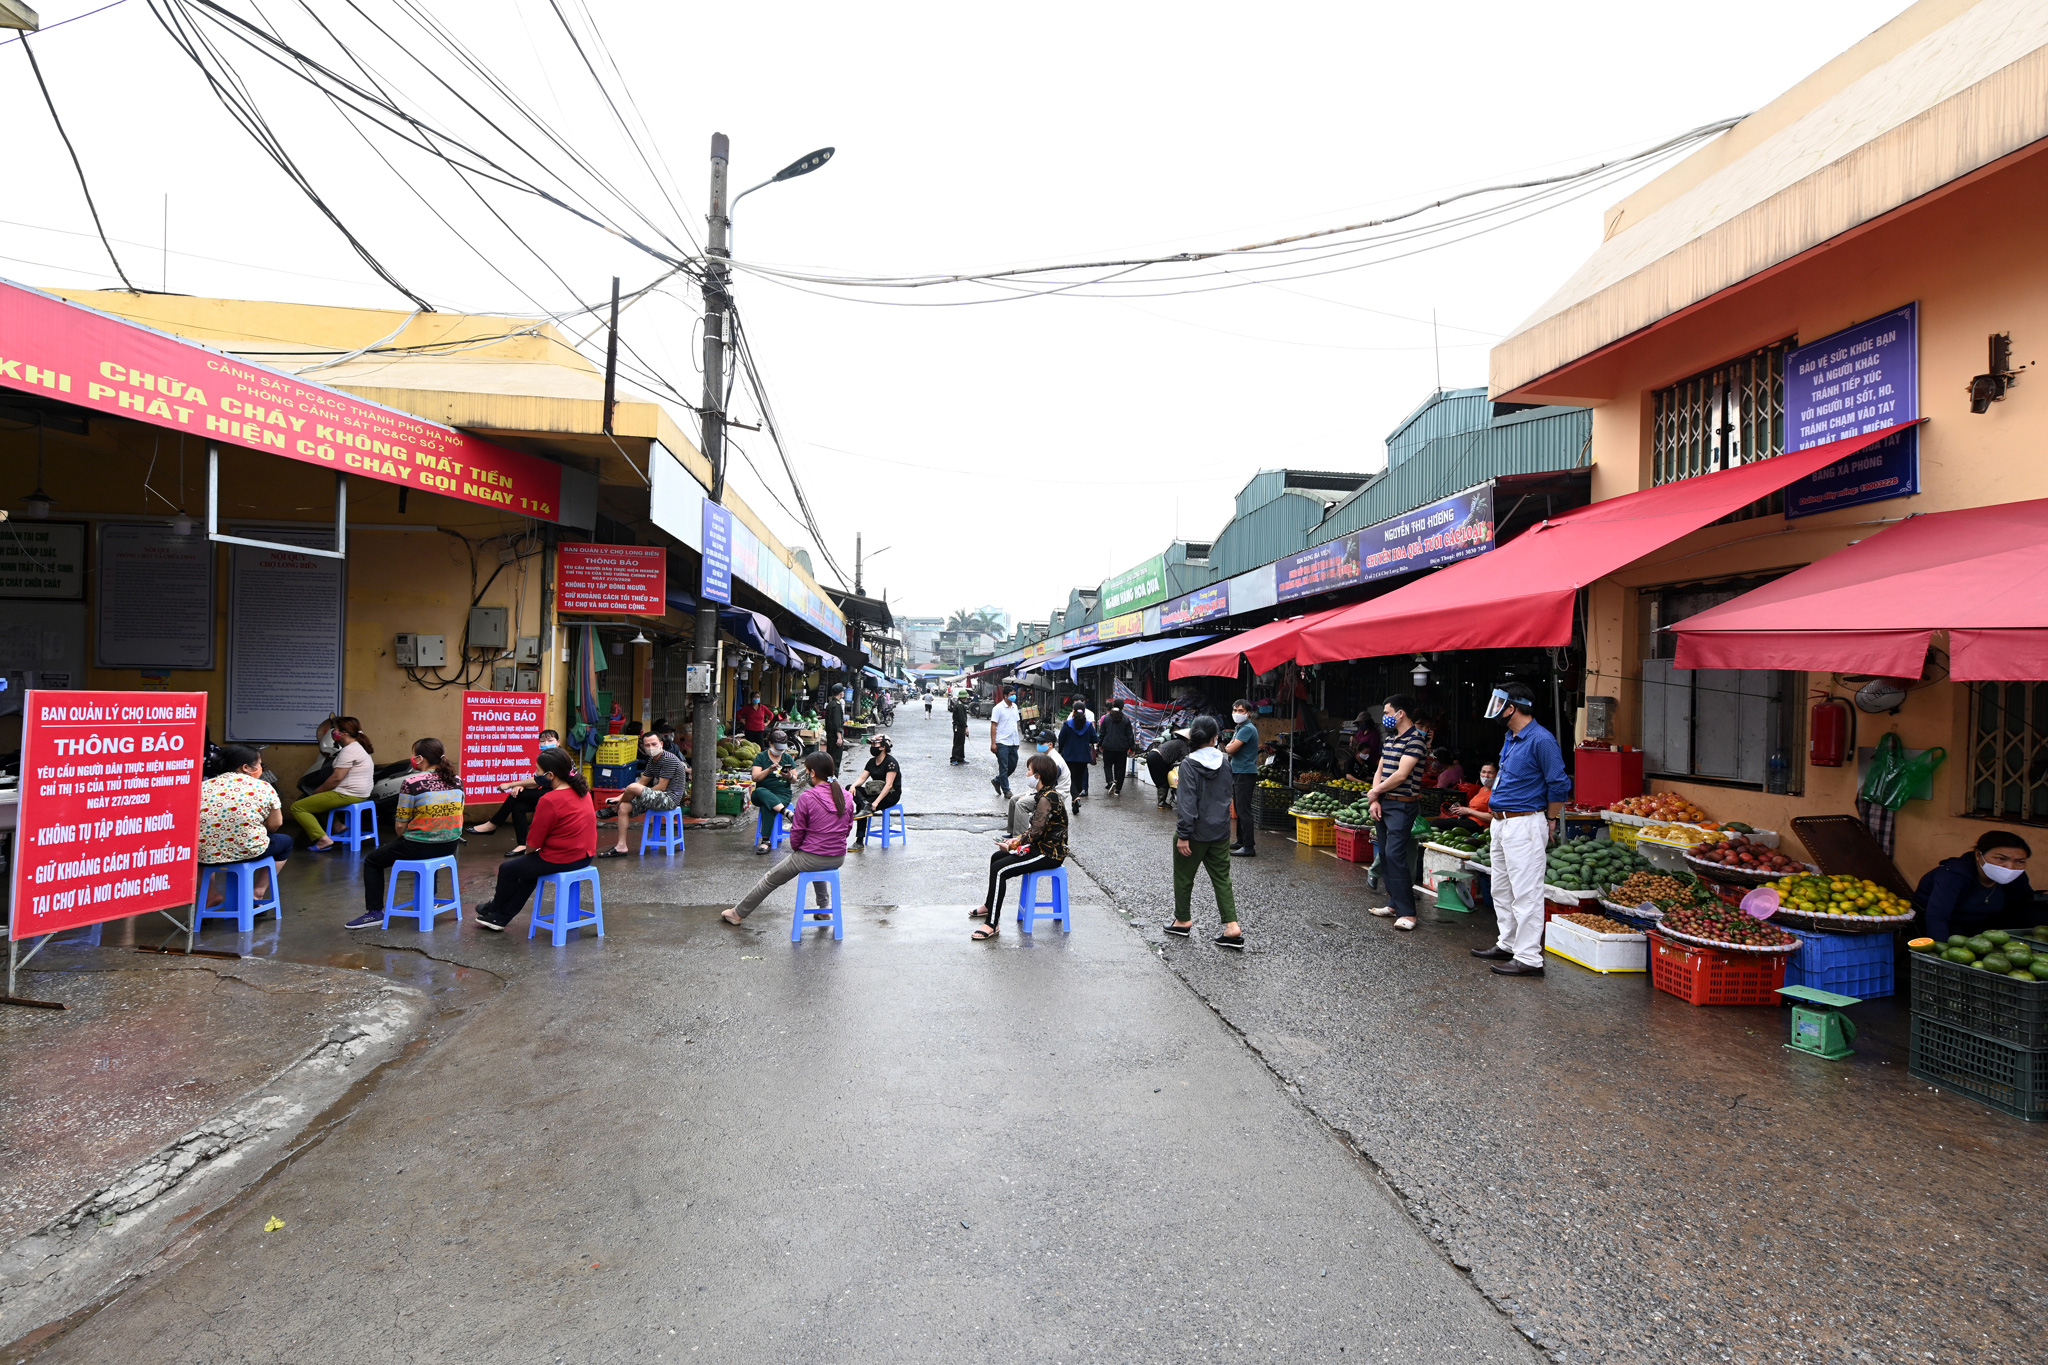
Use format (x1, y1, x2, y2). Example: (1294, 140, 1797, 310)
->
(1333, 826, 1374, 863)
(1650, 932, 1787, 1006)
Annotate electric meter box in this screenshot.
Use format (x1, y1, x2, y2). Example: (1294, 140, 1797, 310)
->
(395, 633, 446, 668)
(514, 635, 541, 665)
(468, 606, 508, 650)
(686, 664, 714, 695)
(492, 664, 517, 691)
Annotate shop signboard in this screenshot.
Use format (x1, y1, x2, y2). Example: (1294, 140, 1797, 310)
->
(1097, 613, 1144, 643)
(1276, 535, 1364, 603)
(1785, 303, 1919, 517)
(10, 689, 207, 940)
(460, 691, 547, 792)
(1099, 554, 1168, 615)
(0, 281, 570, 522)
(1159, 582, 1229, 628)
(559, 545, 666, 615)
(1356, 483, 1495, 582)
(1227, 563, 1277, 615)
(699, 501, 733, 604)
(1060, 623, 1100, 651)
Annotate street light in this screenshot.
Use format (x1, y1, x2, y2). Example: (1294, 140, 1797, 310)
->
(729, 146, 835, 251)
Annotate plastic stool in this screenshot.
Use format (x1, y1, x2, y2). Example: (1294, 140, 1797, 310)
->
(1017, 865, 1071, 935)
(791, 869, 844, 942)
(756, 809, 787, 850)
(324, 801, 379, 851)
(873, 805, 908, 849)
(530, 866, 604, 946)
(639, 807, 686, 858)
(382, 852, 461, 930)
(194, 857, 282, 932)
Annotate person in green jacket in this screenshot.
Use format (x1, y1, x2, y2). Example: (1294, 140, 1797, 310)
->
(750, 731, 799, 854)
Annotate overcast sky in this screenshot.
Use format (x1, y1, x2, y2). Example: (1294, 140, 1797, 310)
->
(3, 1, 1917, 631)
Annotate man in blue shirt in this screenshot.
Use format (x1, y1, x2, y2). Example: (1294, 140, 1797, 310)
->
(1470, 683, 1573, 976)
(1225, 699, 1262, 857)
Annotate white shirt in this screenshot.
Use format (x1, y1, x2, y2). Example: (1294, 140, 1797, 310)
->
(332, 741, 374, 798)
(991, 701, 1023, 747)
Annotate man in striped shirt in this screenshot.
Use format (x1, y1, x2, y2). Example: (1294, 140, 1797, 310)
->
(1366, 693, 1431, 931)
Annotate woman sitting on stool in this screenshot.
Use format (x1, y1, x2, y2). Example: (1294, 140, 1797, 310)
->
(722, 753, 855, 925)
(749, 731, 799, 854)
(198, 744, 292, 906)
(466, 729, 560, 855)
(972, 754, 1068, 941)
(473, 749, 597, 932)
(346, 738, 464, 930)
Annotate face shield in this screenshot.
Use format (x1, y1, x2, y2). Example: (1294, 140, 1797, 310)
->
(1484, 689, 1511, 721)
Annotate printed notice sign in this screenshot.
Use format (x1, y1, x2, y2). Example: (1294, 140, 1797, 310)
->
(700, 501, 733, 605)
(558, 545, 667, 615)
(1787, 303, 1918, 451)
(10, 689, 207, 940)
(460, 691, 547, 792)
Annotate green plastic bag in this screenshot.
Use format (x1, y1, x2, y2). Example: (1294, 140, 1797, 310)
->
(1858, 732, 1906, 808)
(1891, 745, 1947, 806)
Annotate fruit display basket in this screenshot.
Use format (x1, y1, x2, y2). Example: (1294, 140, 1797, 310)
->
(1600, 895, 1665, 922)
(1909, 1014, 2048, 1123)
(1543, 914, 1647, 974)
(1652, 922, 1801, 954)
(1294, 813, 1337, 847)
(1651, 932, 1789, 1005)
(1783, 926, 1895, 999)
(1763, 872, 1916, 931)
(1908, 952, 2048, 1048)
(1681, 852, 1813, 885)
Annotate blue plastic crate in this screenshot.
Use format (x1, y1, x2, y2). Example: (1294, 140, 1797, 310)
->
(593, 761, 642, 787)
(1783, 925, 1894, 999)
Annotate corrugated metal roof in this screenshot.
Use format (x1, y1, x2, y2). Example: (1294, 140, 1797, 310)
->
(1209, 490, 1327, 578)
(1316, 406, 1590, 542)
(1385, 387, 1490, 469)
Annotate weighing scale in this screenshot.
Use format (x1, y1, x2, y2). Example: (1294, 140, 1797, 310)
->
(1775, 985, 1861, 1060)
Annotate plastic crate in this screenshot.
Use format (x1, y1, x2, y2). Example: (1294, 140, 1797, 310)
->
(593, 761, 641, 788)
(1908, 1014, 2048, 1122)
(1908, 952, 2048, 1047)
(596, 734, 639, 765)
(1544, 915, 1648, 974)
(716, 788, 746, 816)
(1294, 814, 1336, 847)
(1333, 826, 1374, 864)
(1783, 926, 1895, 999)
(1651, 932, 1788, 1006)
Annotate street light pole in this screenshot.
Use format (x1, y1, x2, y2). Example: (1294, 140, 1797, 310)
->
(689, 133, 732, 819)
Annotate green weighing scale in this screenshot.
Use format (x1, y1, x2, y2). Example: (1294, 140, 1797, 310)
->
(1774, 985, 1861, 1060)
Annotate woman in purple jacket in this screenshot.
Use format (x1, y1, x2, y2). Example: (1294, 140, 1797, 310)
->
(723, 753, 857, 925)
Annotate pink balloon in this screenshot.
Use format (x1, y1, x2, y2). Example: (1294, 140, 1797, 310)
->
(1741, 887, 1781, 920)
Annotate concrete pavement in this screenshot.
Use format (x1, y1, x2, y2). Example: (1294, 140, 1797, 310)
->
(12, 712, 1538, 1364)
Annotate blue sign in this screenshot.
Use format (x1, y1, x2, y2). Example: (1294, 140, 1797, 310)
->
(1158, 582, 1229, 629)
(1784, 425, 1919, 519)
(1355, 482, 1495, 586)
(699, 499, 733, 604)
(1787, 303, 1918, 451)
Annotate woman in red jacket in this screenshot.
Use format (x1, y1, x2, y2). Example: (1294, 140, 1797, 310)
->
(474, 748, 598, 932)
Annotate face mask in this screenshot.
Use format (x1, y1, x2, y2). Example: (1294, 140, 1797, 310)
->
(1381, 715, 1397, 732)
(1036, 743, 1050, 753)
(1983, 861, 2025, 885)
(320, 732, 339, 755)
(538, 740, 557, 750)
(1233, 711, 1248, 723)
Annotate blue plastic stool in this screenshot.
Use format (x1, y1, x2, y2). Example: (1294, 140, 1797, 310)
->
(639, 807, 686, 859)
(873, 805, 908, 849)
(324, 801, 379, 851)
(530, 866, 604, 946)
(1017, 865, 1071, 935)
(756, 809, 787, 850)
(791, 869, 844, 942)
(194, 857, 282, 932)
(382, 852, 461, 931)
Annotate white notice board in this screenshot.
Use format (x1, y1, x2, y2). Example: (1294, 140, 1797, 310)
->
(226, 525, 345, 742)
(97, 523, 216, 669)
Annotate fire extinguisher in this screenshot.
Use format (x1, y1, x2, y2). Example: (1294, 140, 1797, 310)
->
(1810, 694, 1852, 767)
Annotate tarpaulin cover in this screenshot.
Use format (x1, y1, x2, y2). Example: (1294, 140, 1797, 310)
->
(1076, 633, 1218, 670)
(1296, 423, 1910, 665)
(1169, 605, 1353, 679)
(1671, 497, 2048, 680)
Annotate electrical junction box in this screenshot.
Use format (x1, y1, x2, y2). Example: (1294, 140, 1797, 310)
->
(395, 633, 446, 668)
(492, 664, 517, 691)
(516, 667, 540, 692)
(686, 664, 714, 695)
(515, 635, 541, 665)
(468, 606, 508, 650)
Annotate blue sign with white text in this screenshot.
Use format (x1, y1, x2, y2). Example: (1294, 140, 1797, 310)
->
(1784, 425, 1919, 519)
(700, 500, 733, 604)
(1787, 303, 1918, 451)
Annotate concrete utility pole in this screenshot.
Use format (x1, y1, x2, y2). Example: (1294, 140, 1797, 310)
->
(690, 134, 732, 819)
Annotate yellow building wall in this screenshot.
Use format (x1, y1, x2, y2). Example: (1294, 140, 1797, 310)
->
(1548, 138, 2048, 883)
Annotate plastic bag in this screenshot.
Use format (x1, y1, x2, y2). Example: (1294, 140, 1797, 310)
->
(1892, 745, 1947, 806)
(1858, 732, 1907, 809)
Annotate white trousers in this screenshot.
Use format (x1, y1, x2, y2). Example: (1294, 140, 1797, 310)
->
(1491, 814, 1549, 967)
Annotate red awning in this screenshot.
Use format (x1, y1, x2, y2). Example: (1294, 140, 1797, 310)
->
(1168, 604, 1351, 680)
(1671, 497, 2048, 680)
(1295, 423, 1912, 666)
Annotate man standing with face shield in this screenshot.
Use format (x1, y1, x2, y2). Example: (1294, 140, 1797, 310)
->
(1471, 683, 1572, 977)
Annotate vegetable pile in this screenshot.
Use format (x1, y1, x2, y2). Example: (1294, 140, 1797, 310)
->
(1426, 825, 1488, 855)
(1544, 840, 1653, 890)
(1290, 791, 1345, 817)
(1611, 872, 1715, 912)
(1912, 930, 2046, 980)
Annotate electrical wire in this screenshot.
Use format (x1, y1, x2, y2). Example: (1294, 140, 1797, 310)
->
(19, 37, 136, 292)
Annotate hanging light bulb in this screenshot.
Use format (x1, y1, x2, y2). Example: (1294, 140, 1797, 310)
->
(629, 629, 651, 646)
(1410, 654, 1433, 688)
(170, 511, 195, 537)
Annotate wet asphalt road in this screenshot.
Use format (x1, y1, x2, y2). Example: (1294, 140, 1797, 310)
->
(21, 715, 1538, 1365)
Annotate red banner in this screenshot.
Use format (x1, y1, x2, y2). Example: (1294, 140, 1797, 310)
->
(0, 281, 566, 521)
(558, 544, 667, 615)
(460, 692, 548, 793)
(10, 690, 207, 940)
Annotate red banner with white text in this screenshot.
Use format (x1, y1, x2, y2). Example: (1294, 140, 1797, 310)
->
(10, 690, 208, 940)
(0, 280, 566, 521)
(461, 692, 548, 793)
(558, 545, 667, 615)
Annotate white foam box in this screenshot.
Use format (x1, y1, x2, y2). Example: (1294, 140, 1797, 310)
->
(1421, 845, 1468, 890)
(1543, 914, 1648, 973)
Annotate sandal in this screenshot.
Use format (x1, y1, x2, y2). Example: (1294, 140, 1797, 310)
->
(598, 847, 630, 859)
(1367, 906, 1395, 918)
(969, 907, 989, 919)
(972, 925, 1000, 940)
(1393, 917, 1417, 931)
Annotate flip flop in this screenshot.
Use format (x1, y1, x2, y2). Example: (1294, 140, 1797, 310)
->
(972, 925, 1000, 940)
(598, 848, 630, 859)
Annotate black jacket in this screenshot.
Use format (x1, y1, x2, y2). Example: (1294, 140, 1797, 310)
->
(1914, 854, 2036, 942)
(1098, 710, 1136, 751)
(1175, 747, 1233, 843)
(950, 699, 970, 732)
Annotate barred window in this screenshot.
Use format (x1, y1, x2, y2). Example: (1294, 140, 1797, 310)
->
(1651, 340, 1793, 519)
(1970, 682, 2048, 825)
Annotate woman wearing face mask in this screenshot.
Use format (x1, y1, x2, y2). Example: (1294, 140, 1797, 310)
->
(749, 731, 800, 854)
(972, 754, 1068, 940)
(1164, 716, 1245, 948)
(467, 730, 561, 856)
(849, 734, 903, 848)
(722, 753, 856, 926)
(1056, 706, 1097, 815)
(348, 738, 465, 930)
(292, 717, 375, 850)
(1224, 699, 1261, 857)
(473, 749, 598, 932)
(1913, 831, 2034, 945)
